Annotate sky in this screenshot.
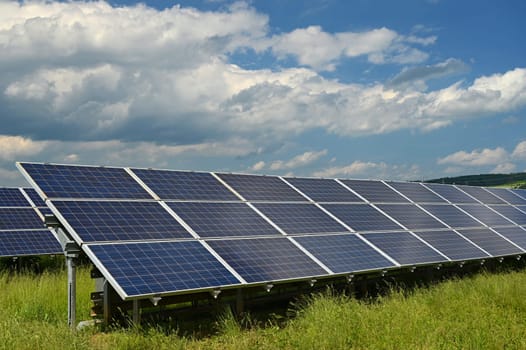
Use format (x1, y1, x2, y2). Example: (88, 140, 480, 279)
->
(1, 0, 525, 186)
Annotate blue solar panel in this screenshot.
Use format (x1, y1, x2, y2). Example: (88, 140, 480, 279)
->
(510, 189, 526, 201)
(51, 201, 192, 243)
(422, 183, 478, 204)
(341, 180, 409, 203)
(492, 227, 526, 250)
(294, 234, 395, 273)
(207, 237, 327, 283)
(362, 232, 446, 265)
(253, 203, 348, 234)
(167, 202, 280, 238)
(131, 168, 239, 201)
(413, 230, 489, 261)
(375, 204, 448, 230)
(35, 206, 53, 217)
(0, 208, 44, 230)
(284, 177, 363, 202)
(456, 185, 506, 204)
(19, 163, 152, 199)
(0, 188, 29, 207)
(86, 241, 240, 298)
(0, 230, 62, 257)
(456, 228, 523, 256)
(386, 182, 446, 203)
(420, 204, 482, 228)
(485, 188, 526, 205)
(22, 188, 47, 207)
(321, 204, 402, 232)
(457, 205, 514, 227)
(217, 173, 308, 202)
(488, 205, 526, 225)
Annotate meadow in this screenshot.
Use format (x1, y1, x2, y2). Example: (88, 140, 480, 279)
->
(2, 266, 526, 349)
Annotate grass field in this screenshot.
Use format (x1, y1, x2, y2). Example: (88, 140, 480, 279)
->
(2, 267, 526, 349)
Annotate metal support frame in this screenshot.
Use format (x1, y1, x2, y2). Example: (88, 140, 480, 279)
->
(132, 300, 141, 325)
(66, 253, 77, 328)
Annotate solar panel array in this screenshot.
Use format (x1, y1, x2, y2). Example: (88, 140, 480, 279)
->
(0, 187, 61, 257)
(17, 162, 526, 300)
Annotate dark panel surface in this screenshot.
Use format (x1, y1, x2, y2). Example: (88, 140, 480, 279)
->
(0, 230, 62, 257)
(0, 208, 43, 230)
(458, 205, 514, 227)
(217, 173, 307, 201)
(168, 202, 280, 238)
(285, 177, 363, 202)
(422, 183, 479, 204)
(420, 204, 482, 228)
(207, 237, 327, 283)
(492, 227, 526, 250)
(386, 182, 446, 203)
(0, 188, 29, 207)
(294, 234, 395, 273)
(341, 180, 409, 203)
(322, 204, 402, 232)
(456, 228, 523, 256)
(413, 230, 489, 261)
(485, 188, 526, 205)
(488, 205, 526, 225)
(456, 185, 506, 204)
(375, 204, 448, 230)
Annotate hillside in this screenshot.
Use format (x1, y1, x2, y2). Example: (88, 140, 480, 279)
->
(426, 172, 526, 188)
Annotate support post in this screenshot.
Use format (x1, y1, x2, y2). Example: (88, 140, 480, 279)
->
(235, 289, 244, 317)
(132, 299, 141, 326)
(66, 254, 77, 328)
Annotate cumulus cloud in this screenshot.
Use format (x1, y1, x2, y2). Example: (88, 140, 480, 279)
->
(0, 135, 48, 161)
(313, 161, 388, 178)
(389, 58, 469, 87)
(269, 150, 327, 171)
(512, 141, 526, 160)
(312, 161, 421, 181)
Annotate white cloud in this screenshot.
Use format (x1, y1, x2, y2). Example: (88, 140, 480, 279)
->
(0, 135, 48, 161)
(269, 150, 327, 170)
(250, 161, 266, 171)
(312, 161, 388, 178)
(312, 160, 422, 181)
(512, 141, 526, 160)
(491, 163, 516, 174)
(437, 147, 508, 166)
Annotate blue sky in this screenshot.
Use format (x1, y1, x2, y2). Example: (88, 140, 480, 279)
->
(1, 0, 525, 186)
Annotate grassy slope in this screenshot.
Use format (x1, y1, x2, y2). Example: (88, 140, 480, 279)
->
(2, 268, 526, 349)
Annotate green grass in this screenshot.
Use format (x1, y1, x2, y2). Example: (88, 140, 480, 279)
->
(2, 268, 526, 349)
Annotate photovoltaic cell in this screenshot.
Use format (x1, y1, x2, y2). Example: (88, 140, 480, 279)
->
(457, 204, 514, 227)
(23, 188, 47, 207)
(375, 204, 447, 230)
(36, 207, 53, 217)
(207, 237, 327, 283)
(510, 189, 526, 200)
(492, 227, 526, 250)
(19, 163, 152, 199)
(0, 230, 62, 257)
(0, 188, 29, 207)
(485, 188, 526, 205)
(131, 169, 239, 201)
(456, 228, 523, 256)
(294, 234, 395, 273)
(362, 232, 446, 265)
(456, 185, 506, 204)
(51, 200, 192, 243)
(420, 204, 482, 228)
(284, 177, 363, 203)
(253, 203, 348, 234)
(86, 241, 240, 298)
(321, 204, 402, 232)
(488, 205, 526, 225)
(386, 182, 446, 203)
(217, 173, 307, 202)
(413, 230, 488, 261)
(341, 180, 409, 203)
(422, 183, 478, 204)
(0, 208, 44, 230)
(167, 202, 280, 238)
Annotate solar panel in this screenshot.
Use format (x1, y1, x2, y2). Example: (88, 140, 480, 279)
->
(375, 204, 448, 230)
(23, 188, 47, 207)
(0, 208, 44, 230)
(456, 185, 506, 204)
(85, 241, 241, 298)
(386, 182, 446, 203)
(0, 188, 29, 207)
(293, 234, 395, 273)
(167, 202, 280, 238)
(207, 237, 328, 283)
(253, 203, 348, 234)
(510, 189, 526, 200)
(485, 188, 526, 205)
(51, 201, 192, 243)
(362, 232, 447, 265)
(217, 173, 307, 201)
(131, 168, 239, 201)
(0, 230, 62, 257)
(321, 203, 402, 232)
(422, 183, 479, 204)
(492, 227, 526, 250)
(488, 205, 526, 225)
(18, 163, 152, 199)
(412, 230, 489, 261)
(341, 180, 409, 203)
(456, 228, 523, 256)
(284, 177, 363, 202)
(420, 204, 482, 229)
(457, 204, 514, 227)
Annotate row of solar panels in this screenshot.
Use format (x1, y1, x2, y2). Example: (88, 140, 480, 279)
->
(16, 162, 526, 300)
(0, 187, 61, 257)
